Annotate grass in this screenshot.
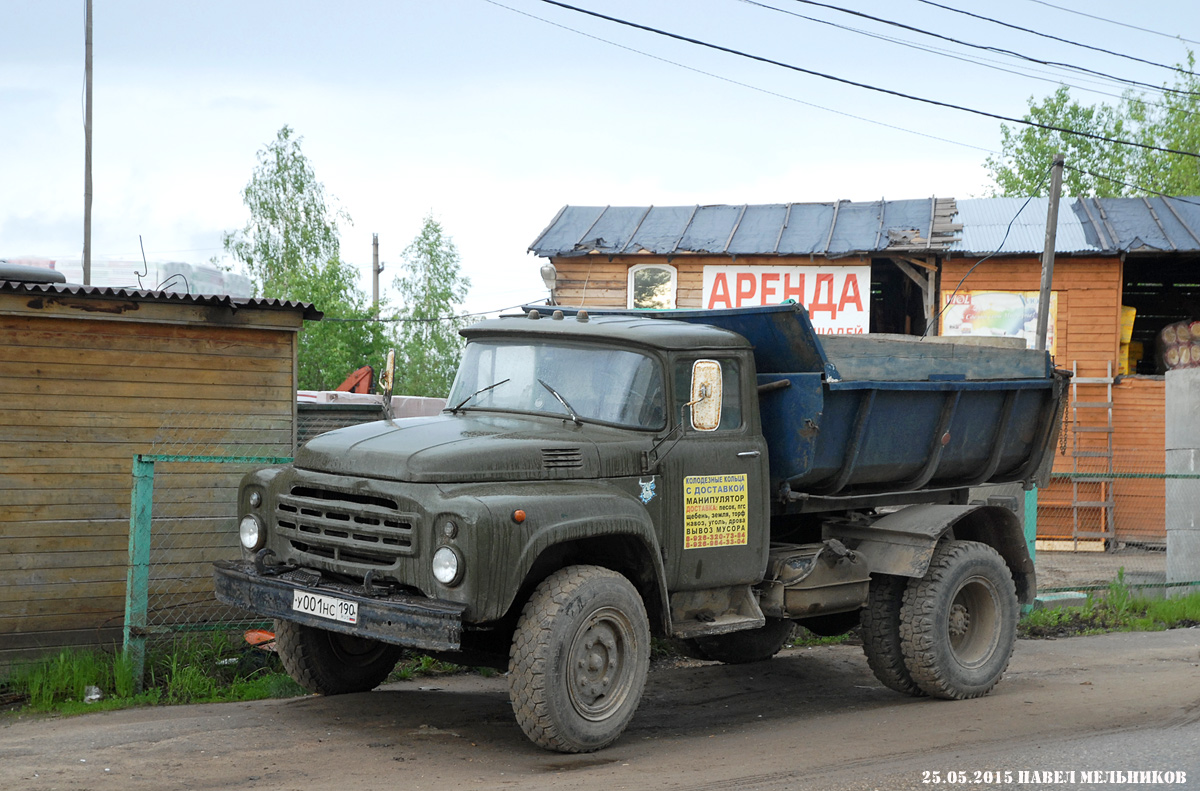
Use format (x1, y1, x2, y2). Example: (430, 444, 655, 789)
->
(0, 632, 308, 717)
(1020, 569, 1200, 639)
(0, 634, 495, 718)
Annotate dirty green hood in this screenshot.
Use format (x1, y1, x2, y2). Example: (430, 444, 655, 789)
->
(294, 413, 650, 483)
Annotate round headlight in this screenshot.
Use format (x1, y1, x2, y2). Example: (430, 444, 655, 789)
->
(431, 546, 462, 586)
(249, 491, 262, 508)
(239, 515, 264, 551)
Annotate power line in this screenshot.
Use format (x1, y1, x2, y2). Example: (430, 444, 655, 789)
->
(534, 0, 1200, 161)
(737, 0, 1200, 119)
(784, 0, 1199, 98)
(1060, 164, 1200, 208)
(482, 0, 996, 153)
(924, 172, 1050, 339)
(1019, 0, 1200, 47)
(911, 0, 1190, 75)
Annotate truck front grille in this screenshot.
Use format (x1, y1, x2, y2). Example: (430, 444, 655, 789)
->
(276, 486, 416, 567)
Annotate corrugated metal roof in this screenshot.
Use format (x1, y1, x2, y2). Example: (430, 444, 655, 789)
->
(0, 281, 322, 320)
(529, 199, 958, 259)
(952, 197, 1091, 254)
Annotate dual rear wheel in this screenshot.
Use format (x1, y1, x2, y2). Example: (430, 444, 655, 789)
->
(861, 540, 1019, 699)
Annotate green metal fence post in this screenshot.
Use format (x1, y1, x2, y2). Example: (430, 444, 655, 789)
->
(1024, 487, 1038, 564)
(124, 454, 155, 691)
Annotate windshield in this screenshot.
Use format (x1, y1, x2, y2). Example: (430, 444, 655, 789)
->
(446, 341, 666, 430)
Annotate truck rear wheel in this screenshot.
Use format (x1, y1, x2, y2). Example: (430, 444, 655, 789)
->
(275, 619, 402, 695)
(508, 565, 650, 753)
(860, 574, 925, 696)
(693, 617, 793, 664)
(899, 540, 1018, 699)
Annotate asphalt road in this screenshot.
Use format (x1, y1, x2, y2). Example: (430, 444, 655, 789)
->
(2, 629, 1198, 791)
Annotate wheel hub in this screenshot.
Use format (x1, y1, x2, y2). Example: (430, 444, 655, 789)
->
(947, 575, 1001, 668)
(567, 607, 634, 721)
(948, 602, 970, 638)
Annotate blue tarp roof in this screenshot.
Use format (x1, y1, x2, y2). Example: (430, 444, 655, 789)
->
(530, 199, 957, 259)
(531, 197, 1200, 259)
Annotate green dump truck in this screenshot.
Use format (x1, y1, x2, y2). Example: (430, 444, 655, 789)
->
(215, 303, 1068, 753)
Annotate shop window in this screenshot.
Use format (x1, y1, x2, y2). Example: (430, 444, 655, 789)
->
(628, 264, 677, 310)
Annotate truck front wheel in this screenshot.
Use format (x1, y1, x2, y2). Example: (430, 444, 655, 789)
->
(275, 619, 402, 695)
(899, 540, 1018, 699)
(508, 565, 651, 753)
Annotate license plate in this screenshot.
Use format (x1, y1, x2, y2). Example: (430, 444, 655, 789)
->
(292, 590, 358, 624)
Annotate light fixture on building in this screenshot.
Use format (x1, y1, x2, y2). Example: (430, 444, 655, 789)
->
(539, 263, 557, 305)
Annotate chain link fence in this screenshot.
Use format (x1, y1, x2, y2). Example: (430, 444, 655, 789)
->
(122, 413, 294, 678)
(122, 406, 398, 680)
(1034, 447, 1199, 595)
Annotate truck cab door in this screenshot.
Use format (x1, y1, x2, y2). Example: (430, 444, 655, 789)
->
(660, 353, 770, 592)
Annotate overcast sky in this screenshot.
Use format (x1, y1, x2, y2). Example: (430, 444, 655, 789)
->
(2, 0, 1195, 314)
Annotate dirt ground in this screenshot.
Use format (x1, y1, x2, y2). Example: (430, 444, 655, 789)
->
(2, 629, 1199, 791)
(1035, 546, 1166, 590)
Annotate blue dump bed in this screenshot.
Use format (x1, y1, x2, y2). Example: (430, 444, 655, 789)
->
(652, 304, 1069, 501)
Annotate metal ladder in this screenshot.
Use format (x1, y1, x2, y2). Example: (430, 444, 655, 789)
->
(1070, 361, 1115, 550)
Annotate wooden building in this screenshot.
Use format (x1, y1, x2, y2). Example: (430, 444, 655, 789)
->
(531, 197, 1200, 548)
(0, 281, 317, 665)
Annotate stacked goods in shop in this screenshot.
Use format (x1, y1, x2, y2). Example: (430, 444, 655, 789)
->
(1119, 306, 1136, 374)
(1161, 319, 1200, 370)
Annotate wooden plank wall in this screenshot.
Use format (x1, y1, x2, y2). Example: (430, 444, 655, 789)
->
(941, 254, 1167, 543)
(1111, 377, 1166, 542)
(0, 308, 297, 665)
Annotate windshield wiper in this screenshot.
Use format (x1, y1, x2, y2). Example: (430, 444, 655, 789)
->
(450, 378, 510, 414)
(538, 379, 582, 426)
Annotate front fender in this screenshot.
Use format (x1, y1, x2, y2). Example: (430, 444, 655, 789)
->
(441, 480, 668, 624)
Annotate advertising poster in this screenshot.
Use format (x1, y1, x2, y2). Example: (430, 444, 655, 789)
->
(683, 474, 749, 549)
(940, 290, 1058, 356)
(701, 265, 870, 334)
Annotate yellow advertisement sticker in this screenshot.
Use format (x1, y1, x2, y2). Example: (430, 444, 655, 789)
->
(683, 474, 748, 549)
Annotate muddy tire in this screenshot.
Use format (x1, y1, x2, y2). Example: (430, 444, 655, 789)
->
(274, 619, 401, 695)
(860, 574, 925, 696)
(899, 540, 1018, 700)
(693, 617, 794, 664)
(508, 565, 650, 753)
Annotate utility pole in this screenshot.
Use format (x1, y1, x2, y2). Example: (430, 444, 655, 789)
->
(83, 0, 93, 285)
(1035, 153, 1065, 353)
(372, 233, 383, 315)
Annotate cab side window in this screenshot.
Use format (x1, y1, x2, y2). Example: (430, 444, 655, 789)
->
(674, 358, 742, 431)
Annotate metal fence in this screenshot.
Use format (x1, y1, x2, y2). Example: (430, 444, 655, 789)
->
(1033, 446, 1200, 595)
(122, 413, 293, 681)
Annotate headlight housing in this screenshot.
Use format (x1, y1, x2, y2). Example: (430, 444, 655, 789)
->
(239, 515, 264, 551)
(431, 546, 463, 586)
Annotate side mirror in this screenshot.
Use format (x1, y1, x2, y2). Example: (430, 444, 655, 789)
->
(379, 350, 396, 421)
(379, 350, 396, 399)
(687, 359, 722, 431)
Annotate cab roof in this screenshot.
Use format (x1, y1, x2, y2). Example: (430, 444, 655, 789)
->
(462, 309, 750, 352)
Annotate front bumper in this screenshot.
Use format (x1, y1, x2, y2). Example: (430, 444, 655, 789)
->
(213, 560, 467, 652)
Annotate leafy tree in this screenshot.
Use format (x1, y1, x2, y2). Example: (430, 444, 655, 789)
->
(986, 53, 1200, 197)
(392, 216, 472, 397)
(222, 126, 392, 390)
